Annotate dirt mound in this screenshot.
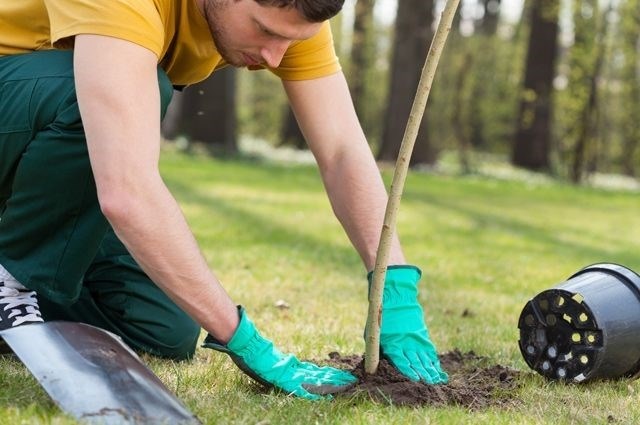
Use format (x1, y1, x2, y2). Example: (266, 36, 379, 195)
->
(325, 349, 521, 408)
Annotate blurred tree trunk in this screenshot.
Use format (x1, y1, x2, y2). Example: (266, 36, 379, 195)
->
(467, 0, 501, 149)
(511, 0, 559, 171)
(162, 67, 237, 153)
(452, 52, 474, 174)
(478, 0, 501, 36)
(570, 2, 611, 183)
(279, 17, 346, 150)
(378, 0, 435, 165)
(279, 105, 306, 149)
(620, 0, 640, 177)
(349, 0, 376, 123)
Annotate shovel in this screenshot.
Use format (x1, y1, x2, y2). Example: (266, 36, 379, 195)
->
(0, 321, 201, 424)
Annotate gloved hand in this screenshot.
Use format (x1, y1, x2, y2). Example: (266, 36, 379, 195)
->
(368, 265, 448, 384)
(202, 307, 357, 400)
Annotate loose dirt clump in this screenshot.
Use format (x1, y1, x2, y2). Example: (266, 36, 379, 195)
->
(325, 349, 521, 408)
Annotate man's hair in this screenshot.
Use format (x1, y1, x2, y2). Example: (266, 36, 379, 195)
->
(253, 0, 344, 23)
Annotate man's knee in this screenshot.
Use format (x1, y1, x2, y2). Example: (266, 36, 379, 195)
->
(142, 317, 201, 360)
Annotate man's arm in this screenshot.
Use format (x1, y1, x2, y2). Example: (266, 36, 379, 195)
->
(284, 72, 448, 384)
(283, 71, 404, 271)
(74, 34, 239, 342)
(74, 36, 358, 396)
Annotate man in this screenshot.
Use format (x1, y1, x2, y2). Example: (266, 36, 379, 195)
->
(0, 0, 447, 399)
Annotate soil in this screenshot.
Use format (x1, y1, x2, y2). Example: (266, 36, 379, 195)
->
(324, 349, 521, 409)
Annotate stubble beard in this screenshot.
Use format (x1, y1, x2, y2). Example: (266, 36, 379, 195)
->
(203, 0, 245, 67)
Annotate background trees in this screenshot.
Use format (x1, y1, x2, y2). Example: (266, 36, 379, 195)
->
(162, 0, 640, 186)
(512, 0, 559, 172)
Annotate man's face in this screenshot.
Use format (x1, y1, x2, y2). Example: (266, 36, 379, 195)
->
(201, 0, 323, 68)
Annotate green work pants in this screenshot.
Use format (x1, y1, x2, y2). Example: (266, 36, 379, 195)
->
(0, 50, 199, 359)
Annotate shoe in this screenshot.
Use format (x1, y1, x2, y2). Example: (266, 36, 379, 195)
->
(0, 279, 44, 331)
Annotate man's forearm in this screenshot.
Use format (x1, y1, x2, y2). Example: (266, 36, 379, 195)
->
(319, 143, 406, 271)
(74, 34, 239, 342)
(283, 73, 407, 271)
(106, 180, 239, 343)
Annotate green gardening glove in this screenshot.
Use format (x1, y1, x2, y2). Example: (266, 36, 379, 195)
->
(203, 307, 357, 400)
(368, 265, 448, 384)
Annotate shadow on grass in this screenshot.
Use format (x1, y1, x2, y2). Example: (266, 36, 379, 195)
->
(403, 190, 639, 270)
(164, 177, 363, 276)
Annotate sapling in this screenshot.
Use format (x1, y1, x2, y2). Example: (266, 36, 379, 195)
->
(365, 0, 462, 375)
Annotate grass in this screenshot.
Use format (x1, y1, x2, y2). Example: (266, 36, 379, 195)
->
(2, 147, 640, 424)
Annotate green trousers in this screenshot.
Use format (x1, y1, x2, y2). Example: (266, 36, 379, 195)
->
(0, 50, 199, 359)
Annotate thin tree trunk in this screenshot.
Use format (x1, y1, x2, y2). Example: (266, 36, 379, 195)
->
(620, 0, 640, 177)
(350, 0, 376, 121)
(512, 0, 559, 171)
(478, 0, 501, 36)
(162, 68, 238, 153)
(278, 106, 306, 149)
(365, 0, 460, 375)
(570, 4, 611, 183)
(452, 52, 474, 173)
(378, 0, 435, 165)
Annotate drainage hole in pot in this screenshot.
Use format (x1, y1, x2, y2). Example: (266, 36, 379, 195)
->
(557, 367, 567, 378)
(579, 355, 589, 365)
(546, 314, 557, 326)
(559, 352, 572, 361)
(571, 293, 584, 303)
(572, 333, 581, 343)
(555, 296, 565, 308)
(578, 312, 589, 323)
(563, 314, 572, 324)
(525, 314, 535, 326)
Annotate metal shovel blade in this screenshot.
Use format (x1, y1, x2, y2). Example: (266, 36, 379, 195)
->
(0, 321, 201, 424)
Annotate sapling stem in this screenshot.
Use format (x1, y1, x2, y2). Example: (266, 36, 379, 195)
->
(364, 0, 461, 375)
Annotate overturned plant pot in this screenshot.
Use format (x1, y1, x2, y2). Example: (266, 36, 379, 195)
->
(518, 263, 640, 383)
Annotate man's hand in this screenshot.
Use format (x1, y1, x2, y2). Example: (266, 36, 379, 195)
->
(203, 307, 357, 400)
(369, 265, 448, 384)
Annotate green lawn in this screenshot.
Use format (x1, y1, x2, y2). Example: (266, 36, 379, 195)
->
(1, 149, 639, 424)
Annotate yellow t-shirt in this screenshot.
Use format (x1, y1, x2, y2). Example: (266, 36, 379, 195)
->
(0, 0, 340, 86)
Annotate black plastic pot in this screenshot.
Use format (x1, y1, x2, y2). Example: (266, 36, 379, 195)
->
(518, 263, 640, 382)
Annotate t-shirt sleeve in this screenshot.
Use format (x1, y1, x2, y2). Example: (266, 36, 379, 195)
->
(44, 0, 165, 58)
(266, 21, 341, 81)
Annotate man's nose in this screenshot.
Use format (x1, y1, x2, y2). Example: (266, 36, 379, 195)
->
(260, 40, 290, 68)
